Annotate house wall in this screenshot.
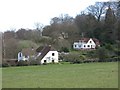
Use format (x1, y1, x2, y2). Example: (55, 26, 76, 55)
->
(73, 38, 96, 49)
(73, 42, 80, 49)
(81, 39, 96, 49)
(41, 51, 58, 64)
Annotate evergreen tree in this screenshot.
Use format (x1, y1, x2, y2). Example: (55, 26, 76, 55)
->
(103, 6, 116, 44)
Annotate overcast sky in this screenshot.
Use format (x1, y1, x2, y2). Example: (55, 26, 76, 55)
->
(0, 0, 114, 32)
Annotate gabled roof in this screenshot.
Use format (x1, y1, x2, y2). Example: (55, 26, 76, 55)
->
(79, 38, 100, 45)
(79, 38, 90, 43)
(92, 38, 100, 45)
(36, 45, 56, 60)
(36, 46, 44, 52)
(38, 46, 51, 60)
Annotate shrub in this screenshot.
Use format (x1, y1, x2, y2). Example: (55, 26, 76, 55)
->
(30, 60, 40, 65)
(96, 47, 109, 62)
(17, 60, 30, 66)
(79, 55, 86, 60)
(43, 62, 47, 65)
(87, 50, 97, 58)
(63, 53, 82, 64)
(105, 44, 113, 51)
(114, 49, 120, 56)
(2, 62, 11, 67)
(83, 59, 99, 63)
(60, 47, 69, 53)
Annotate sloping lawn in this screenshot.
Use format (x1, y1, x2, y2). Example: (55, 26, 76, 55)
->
(2, 62, 118, 88)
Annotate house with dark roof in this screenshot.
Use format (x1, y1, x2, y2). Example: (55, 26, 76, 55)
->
(18, 45, 58, 64)
(73, 38, 100, 50)
(36, 45, 58, 64)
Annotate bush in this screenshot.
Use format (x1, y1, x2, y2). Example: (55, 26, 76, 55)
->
(63, 53, 82, 64)
(96, 47, 109, 62)
(114, 50, 120, 56)
(43, 62, 47, 65)
(79, 55, 86, 60)
(87, 50, 97, 58)
(17, 60, 30, 66)
(60, 47, 69, 53)
(30, 60, 40, 65)
(83, 59, 99, 63)
(2, 62, 11, 67)
(105, 44, 113, 50)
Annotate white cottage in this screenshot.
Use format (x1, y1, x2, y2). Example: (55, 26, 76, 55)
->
(36, 45, 58, 64)
(18, 45, 59, 64)
(73, 38, 100, 50)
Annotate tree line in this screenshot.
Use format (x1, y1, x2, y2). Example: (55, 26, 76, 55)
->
(2, 2, 120, 60)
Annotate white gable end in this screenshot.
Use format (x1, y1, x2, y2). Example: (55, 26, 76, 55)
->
(41, 51, 58, 64)
(87, 38, 96, 45)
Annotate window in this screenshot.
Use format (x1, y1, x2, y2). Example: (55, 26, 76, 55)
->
(90, 41, 92, 43)
(25, 55, 28, 58)
(79, 45, 81, 47)
(84, 45, 86, 47)
(88, 45, 90, 47)
(44, 60, 46, 63)
(19, 52, 22, 57)
(52, 53, 55, 56)
(74, 45, 76, 47)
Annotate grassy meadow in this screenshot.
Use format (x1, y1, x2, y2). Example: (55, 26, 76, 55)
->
(2, 62, 118, 88)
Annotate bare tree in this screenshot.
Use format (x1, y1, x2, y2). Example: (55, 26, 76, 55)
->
(34, 22, 44, 37)
(4, 38, 19, 59)
(87, 2, 106, 21)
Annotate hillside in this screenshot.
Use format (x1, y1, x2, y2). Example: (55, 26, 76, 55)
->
(2, 2, 120, 60)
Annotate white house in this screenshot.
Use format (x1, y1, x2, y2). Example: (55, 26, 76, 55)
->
(40, 51, 58, 64)
(18, 45, 59, 64)
(36, 45, 58, 64)
(73, 38, 100, 50)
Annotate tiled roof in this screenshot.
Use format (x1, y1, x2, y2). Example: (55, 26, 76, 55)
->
(79, 38, 90, 43)
(92, 38, 100, 45)
(37, 45, 51, 60)
(36, 46, 44, 52)
(79, 38, 100, 45)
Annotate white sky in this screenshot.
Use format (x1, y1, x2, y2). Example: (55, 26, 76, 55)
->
(0, 0, 112, 32)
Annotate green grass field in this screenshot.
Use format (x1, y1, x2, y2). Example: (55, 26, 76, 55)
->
(2, 62, 118, 88)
